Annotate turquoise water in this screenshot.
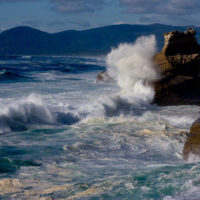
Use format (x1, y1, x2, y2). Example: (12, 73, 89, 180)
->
(0, 56, 200, 199)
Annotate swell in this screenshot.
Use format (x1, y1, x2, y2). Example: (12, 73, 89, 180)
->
(0, 94, 80, 133)
(0, 56, 105, 74)
(0, 59, 105, 82)
(0, 69, 30, 82)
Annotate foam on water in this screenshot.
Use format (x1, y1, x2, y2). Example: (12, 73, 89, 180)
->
(187, 153, 200, 163)
(81, 35, 160, 120)
(0, 94, 80, 133)
(1, 55, 200, 199)
(162, 114, 196, 128)
(21, 55, 31, 59)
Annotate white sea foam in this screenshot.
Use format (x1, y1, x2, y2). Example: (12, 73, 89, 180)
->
(0, 94, 54, 133)
(187, 153, 200, 163)
(2, 56, 200, 200)
(21, 55, 31, 59)
(162, 115, 196, 128)
(106, 35, 158, 104)
(0, 94, 80, 133)
(163, 196, 175, 200)
(84, 35, 159, 118)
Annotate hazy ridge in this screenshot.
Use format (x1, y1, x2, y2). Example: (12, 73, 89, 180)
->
(0, 24, 199, 56)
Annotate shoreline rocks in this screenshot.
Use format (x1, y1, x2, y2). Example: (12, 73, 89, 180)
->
(97, 28, 200, 106)
(162, 28, 199, 55)
(96, 71, 113, 83)
(183, 117, 200, 161)
(153, 28, 200, 106)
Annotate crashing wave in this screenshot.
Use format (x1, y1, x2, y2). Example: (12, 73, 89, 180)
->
(0, 94, 80, 133)
(106, 35, 158, 104)
(84, 35, 159, 118)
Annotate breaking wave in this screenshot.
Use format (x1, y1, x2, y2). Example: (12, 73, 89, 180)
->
(107, 35, 158, 103)
(0, 36, 173, 132)
(85, 35, 159, 118)
(0, 94, 80, 133)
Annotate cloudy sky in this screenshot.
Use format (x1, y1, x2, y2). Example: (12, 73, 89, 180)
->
(0, 0, 200, 32)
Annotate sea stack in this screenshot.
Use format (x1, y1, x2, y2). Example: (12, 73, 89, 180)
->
(97, 28, 200, 106)
(153, 28, 200, 105)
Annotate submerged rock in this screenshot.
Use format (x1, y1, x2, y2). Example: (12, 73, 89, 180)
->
(183, 117, 200, 161)
(96, 70, 114, 83)
(153, 28, 200, 105)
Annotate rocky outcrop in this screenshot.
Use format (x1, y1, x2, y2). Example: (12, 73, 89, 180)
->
(162, 28, 199, 55)
(153, 28, 200, 105)
(183, 117, 200, 161)
(97, 71, 109, 82)
(97, 28, 200, 105)
(96, 71, 114, 83)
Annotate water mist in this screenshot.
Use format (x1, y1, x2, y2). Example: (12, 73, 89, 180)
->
(106, 35, 159, 104)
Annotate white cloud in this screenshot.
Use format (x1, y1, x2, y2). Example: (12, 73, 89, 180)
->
(120, 0, 200, 15)
(119, 0, 200, 26)
(113, 20, 127, 25)
(1, 0, 200, 26)
(50, 0, 108, 13)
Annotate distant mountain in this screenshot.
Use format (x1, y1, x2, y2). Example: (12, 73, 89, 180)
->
(0, 24, 199, 56)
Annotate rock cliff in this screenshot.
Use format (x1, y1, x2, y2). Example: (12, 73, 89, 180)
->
(97, 28, 200, 105)
(153, 28, 200, 105)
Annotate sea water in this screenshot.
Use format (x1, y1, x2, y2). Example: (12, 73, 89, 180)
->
(1, 37, 200, 199)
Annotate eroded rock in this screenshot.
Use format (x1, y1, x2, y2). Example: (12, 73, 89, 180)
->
(153, 28, 200, 105)
(97, 28, 200, 105)
(183, 117, 200, 161)
(162, 28, 199, 55)
(96, 70, 114, 83)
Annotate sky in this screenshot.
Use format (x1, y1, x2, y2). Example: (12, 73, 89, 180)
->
(0, 0, 200, 33)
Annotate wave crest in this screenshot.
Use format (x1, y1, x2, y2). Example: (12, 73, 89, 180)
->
(0, 94, 80, 133)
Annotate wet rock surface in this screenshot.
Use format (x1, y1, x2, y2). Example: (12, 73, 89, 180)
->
(96, 70, 113, 83)
(153, 28, 200, 106)
(183, 117, 200, 161)
(97, 28, 200, 106)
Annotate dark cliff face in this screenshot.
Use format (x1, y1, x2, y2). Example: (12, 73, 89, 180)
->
(153, 28, 200, 106)
(162, 28, 200, 55)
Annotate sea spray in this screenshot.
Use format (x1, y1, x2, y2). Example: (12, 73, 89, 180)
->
(82, 35, 159, 119)
(0, 94, 80, 133)
(106, 35, 158, 104)
(1, 56, 200, 199)
(0, 94, 54, 133)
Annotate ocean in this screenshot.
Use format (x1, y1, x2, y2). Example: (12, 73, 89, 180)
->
(1, 36, 200, 200)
